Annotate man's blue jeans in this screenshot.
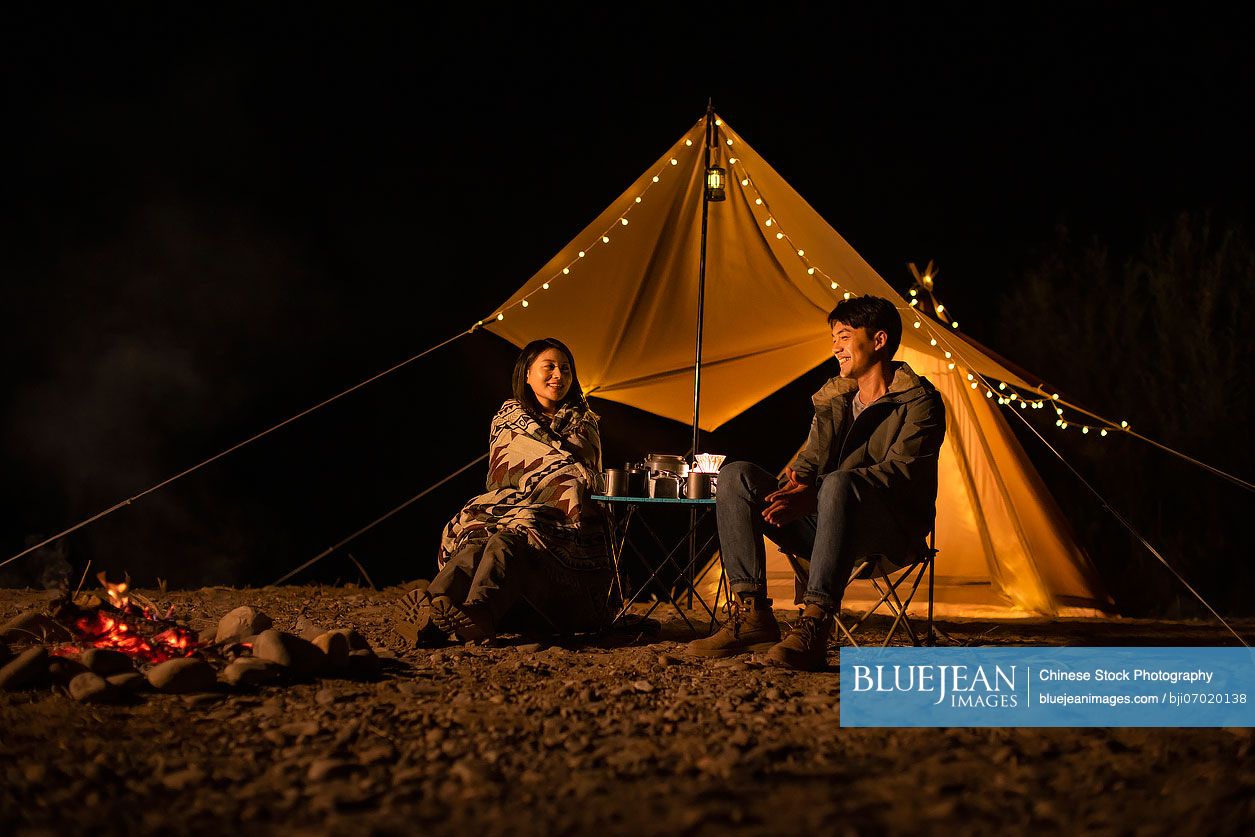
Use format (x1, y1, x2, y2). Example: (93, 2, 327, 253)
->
(715, 460, 914, 610)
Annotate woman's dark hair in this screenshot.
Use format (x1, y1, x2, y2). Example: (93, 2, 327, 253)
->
(511, 337, 586, 415)
(827, 295, 903, 357)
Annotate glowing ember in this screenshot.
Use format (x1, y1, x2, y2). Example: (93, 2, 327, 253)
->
(45, 572, 203, 665)
(68, 608, 198, 664)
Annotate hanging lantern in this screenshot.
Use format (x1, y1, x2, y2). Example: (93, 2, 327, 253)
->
(705, 164, 726, 201)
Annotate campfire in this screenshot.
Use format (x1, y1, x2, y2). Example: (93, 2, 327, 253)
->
(53, 573, 201, 665)
(1, 571, 383, 701)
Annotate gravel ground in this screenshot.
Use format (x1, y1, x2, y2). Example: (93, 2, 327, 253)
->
(2, 584, 1253, 837)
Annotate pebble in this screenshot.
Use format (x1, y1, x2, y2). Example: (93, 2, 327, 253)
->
(312, 630, 352, 669)
(251, 629, 326, 675)
(222, 657, 285, 687)
(215, 606, 273, 644)
(68, 672, 119, 703)
(147, 658, 218, 693)
(81, 648, 136, 676)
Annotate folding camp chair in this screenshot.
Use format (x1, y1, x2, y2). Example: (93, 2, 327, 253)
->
(786, 531, 938, 647)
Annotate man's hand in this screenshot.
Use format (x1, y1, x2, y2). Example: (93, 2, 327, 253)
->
(762, 468, 817, 525)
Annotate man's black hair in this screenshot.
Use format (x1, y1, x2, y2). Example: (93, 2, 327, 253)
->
(826, 295, 903, 357)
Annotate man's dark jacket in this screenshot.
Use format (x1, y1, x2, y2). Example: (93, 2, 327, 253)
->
(788, 360, 946, 549)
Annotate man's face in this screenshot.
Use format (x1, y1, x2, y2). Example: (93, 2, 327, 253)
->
(831, 321, 886, 379)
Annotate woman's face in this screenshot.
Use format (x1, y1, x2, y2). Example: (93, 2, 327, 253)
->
(526, 347, 573, 413)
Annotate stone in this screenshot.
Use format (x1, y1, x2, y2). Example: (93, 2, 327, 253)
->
(69, 672, 120, 703)
(107, 672, 149, 693)
(251, 629, 326, 676)
(147, 657, 218, 693)
(47, 656, 90, 686)
(0, 646, 50, 690)
(81, 647, 136, 676)
(295, 616, 328, 642)
(214, 606, 273, 645)
(312, 630, 352, 669)
(222, 657, 286, 687)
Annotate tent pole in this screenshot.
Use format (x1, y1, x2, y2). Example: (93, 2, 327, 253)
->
(693, 100, 713, 458)
(688, 101, 716, 614)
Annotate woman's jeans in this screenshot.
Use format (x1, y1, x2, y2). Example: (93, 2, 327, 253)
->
(715, 460, 913, 610)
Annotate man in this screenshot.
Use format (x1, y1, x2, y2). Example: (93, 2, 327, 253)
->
(688, 295, 946, 670)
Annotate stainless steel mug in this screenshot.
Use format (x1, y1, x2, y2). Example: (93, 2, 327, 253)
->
(604, 468, 628, 497)
(626, 467, 649, 497)
(685, 471, 713, 499)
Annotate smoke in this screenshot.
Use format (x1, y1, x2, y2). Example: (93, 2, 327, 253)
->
(3, 199, 335, 588)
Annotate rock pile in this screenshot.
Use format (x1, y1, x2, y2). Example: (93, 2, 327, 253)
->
(0, 601, 384, 702)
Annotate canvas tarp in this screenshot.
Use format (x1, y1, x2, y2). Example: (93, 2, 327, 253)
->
(486, 113, 1113, 618)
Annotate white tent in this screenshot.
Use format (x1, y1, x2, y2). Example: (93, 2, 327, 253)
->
(485, 113, 1113, 618)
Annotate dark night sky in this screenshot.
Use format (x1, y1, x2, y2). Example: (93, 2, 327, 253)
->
(2, 3, 1252, 589)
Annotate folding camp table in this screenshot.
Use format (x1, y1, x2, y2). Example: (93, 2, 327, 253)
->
(593, 495, 724, 636)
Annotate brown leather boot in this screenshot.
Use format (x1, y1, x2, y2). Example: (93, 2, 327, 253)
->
(429, 595, 496, 643)
(763, 604, 834, 671)
(686, 595, 781, 657)
(393, 580, 437, 647)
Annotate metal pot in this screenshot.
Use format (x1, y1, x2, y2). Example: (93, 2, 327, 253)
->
(644, 453, 689, 478)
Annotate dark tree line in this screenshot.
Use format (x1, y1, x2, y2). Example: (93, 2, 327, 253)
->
(995, 212, 1255, 617)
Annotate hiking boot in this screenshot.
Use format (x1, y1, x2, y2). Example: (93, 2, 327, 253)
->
(392, 580, 436, 647)
(429, 595, 495, 642)
(763, 604, 834, 671)
(686, 595, 781, 658)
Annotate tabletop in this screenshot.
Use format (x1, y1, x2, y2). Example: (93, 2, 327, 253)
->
(592, 495, 716, 505)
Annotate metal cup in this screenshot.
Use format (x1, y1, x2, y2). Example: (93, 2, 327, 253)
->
(604, 468, 628, 497)
(685, 471, 713, 499)
(626, 467, 649, 497)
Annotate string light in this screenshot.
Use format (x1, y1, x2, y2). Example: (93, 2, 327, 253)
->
(905, 268, 1138, 443)
(682, 121, 1138, 448)
(478, 121, 703, 325)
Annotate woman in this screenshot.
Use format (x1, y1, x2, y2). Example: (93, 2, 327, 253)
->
(395, 338, 614, 644)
